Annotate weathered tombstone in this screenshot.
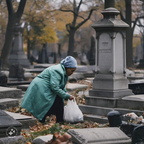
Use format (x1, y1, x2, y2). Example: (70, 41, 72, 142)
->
(6, 111, 37, 129)
(8, 23, 30, 68)
(9, 64, 25, 81)
(0, 72, 7, 86)
(68, 127, 131, 144)
(107, 110, 122, 127)
(90, 7, 133, 98)
(0, 110, 25, 144)
(38, 43, 49, 63)
(120, 123, 139, 138)
(132, 125, 144, 144)
(0, 86, 22, 99)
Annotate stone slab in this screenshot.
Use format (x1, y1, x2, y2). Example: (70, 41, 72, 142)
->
(0, 87, 22, 99)
(33, 64, 53, 68)
(7, 80, 31, 86)
(68, 127, 131, 144)
(32, 64, 95, 72)
(17, 84, 29, 91)
(5, 111, 32, 120)
(122, 94, 144, 101)
(0, 110, 22, 138)
(66, 83, 88, 92)
(75, 65, 95, 72)
(5, 111, 37, 129)
(24, 68, 45, 73)
(85, 77, 94, 83)
(84, 114, 108, 124)
(17, 83, 88, 92)
(32, 135, 53, 144)
(89, 89, 133, 98)
(69, 72, 85, 81)
(0, 98, 19, 110)
(80, 104, 144, 124)
(129, 79, 144, 84)
(0, 110, 22, 127)
(127, 75, 144, 80)
(0, 135, 25, 144)
(134, 70, 144, 74)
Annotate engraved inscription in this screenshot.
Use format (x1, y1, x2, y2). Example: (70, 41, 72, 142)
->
(99, 41, 111, 53)
(101, 42, 109, 49)
(99, 49, 111, 53)
(99, 33, 112, 53)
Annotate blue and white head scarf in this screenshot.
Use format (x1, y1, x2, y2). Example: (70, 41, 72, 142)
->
(61, 56, 77, 68)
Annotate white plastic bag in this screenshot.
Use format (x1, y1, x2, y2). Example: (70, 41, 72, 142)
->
(63, 99, 83, 123)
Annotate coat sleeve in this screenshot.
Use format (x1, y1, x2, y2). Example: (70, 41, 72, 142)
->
(49, 70, 70, 99)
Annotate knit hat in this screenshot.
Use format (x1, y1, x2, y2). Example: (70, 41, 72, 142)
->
(61, 56, 77, 68)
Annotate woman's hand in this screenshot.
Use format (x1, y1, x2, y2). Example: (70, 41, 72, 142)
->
(69, 95, 74, 100)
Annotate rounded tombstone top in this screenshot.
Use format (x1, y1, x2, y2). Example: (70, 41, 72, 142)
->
(107, 110, 121, 117)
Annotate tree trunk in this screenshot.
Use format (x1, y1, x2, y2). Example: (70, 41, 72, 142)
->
(0, 17, 15, 68)
(67, 29, 75, 56)
(0, 0, 27, 68)
(125, 0, 133, 67)
(61, 0, 96, 57)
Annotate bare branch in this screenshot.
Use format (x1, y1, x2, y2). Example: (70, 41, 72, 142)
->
(77, 0, 83, 12)
(60, 8, 74, 13)
(60, 8, 85, 20)
(17, 0, 27, 21)
(76, 8, 96, 30)
(132, 15, 144, 34)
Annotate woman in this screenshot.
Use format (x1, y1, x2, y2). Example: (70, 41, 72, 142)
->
(21, 56, 77, 123)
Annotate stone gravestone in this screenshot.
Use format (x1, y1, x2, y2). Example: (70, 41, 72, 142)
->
(68, 127, 131, 144)
(38, 43, 49, 63)
(0, 110, 22, 137)
(0, 110, 25, 144)
(8, 23, 30, 68)
(0, 72, 7, 86)
(91, 7, 133, 98)
(9, 64, 25, 81)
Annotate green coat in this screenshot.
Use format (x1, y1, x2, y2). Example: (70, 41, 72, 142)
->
(21, 64, 70, 120)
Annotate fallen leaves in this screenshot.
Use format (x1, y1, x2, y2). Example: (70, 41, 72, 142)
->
(6, 79, 103, 143)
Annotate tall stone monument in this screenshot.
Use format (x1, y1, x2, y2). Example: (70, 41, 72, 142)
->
(90, 7, 133, 98)
(8, 23, 30, 68)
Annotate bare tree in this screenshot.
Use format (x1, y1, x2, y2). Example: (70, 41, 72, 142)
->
(105, 0, 142, 67)
(0, 0, 27, 68)
(117, 0, 143, 67)
(60, 0, 98, 56)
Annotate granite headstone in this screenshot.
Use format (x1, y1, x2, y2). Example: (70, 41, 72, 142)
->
(0, 110, 22, 138)
(68, 127, 131, 144)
